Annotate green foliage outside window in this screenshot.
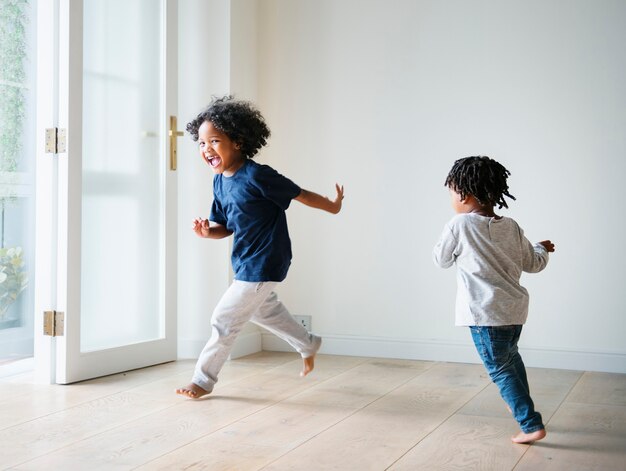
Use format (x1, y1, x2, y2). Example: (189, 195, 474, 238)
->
(0, 0, 27, 175)
(0, 0, 29, 321)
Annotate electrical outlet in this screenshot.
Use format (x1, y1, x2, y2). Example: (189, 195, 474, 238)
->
(294, 315, 311, 331)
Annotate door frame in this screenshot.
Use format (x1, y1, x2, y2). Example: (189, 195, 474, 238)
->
(34, 0, 178, 384)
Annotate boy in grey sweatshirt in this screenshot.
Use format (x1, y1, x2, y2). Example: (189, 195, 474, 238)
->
(433, 156, 555, 444)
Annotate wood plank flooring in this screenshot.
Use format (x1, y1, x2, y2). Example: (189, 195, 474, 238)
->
(1, 352, 625, 470)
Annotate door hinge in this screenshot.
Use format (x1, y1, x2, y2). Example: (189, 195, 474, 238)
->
(45, 128, 67, 153)
(43, 310, 65, 337)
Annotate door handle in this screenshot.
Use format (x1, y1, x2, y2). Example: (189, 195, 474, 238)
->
(168, 116, 184, 171)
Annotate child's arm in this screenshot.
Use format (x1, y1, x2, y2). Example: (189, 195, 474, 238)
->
(294, 184, 344, 214)
(433, 224, 457, 268)
(192, 217, 233, 239)
(522, 239, 554, 273)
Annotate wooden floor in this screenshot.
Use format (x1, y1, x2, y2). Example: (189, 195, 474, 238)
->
(1, 352, 625, 471)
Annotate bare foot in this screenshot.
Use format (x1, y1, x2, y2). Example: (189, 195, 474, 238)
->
(175, 383, 210, 399)
(300, 355, 315, 377)
(511, 428, 546, 444)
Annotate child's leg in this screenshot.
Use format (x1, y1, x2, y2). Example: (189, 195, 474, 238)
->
(250, 290, 322, 377)
(176, 280, 277, 398)
(513, 352, 531, 400)
(508, 347, 545, 444)
(470, 325, 546, 443)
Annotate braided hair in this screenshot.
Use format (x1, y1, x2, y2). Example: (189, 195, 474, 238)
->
(186, 95, 271, 159)
(444, 156, 516, 209)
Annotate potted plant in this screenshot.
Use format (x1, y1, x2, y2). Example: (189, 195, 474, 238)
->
(0, 246, 27, 320)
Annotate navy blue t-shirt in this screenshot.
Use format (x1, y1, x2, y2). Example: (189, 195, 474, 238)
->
(209, 159, 302, 282)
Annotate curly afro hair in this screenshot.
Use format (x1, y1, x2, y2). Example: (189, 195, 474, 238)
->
(186, 96, 271, 159)
(444, 156, 516, 209)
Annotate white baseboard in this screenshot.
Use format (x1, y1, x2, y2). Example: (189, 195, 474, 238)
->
(261, 333, 626, 374)
(519, 345, 626, 374)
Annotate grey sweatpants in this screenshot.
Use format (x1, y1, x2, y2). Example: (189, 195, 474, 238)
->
(192, 280, 322, 392)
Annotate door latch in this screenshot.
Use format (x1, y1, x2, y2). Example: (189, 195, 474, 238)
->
(168, 116, 183, 171)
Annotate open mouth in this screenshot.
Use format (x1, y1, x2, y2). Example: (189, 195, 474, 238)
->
(207, 155, 221, 168)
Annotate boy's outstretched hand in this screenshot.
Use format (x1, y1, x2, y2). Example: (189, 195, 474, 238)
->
(331, 184, 345, 214)
(539, 240, 555, 252)
(192, 217, 211, 238)
(295, 183, 345, 214)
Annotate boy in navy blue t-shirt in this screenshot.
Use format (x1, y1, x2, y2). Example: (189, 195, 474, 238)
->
(176, 96, 344, 399)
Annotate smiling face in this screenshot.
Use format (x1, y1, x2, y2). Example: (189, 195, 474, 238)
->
(197, 120, 245, 176)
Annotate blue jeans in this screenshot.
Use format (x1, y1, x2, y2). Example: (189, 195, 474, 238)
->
(470, 325, 544, 433)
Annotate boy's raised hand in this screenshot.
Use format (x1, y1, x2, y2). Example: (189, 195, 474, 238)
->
(539, 240, 555, 252)
(331, 183, 345, 214)
(294, 183, 345, 214)
(192, 217, 211, 238)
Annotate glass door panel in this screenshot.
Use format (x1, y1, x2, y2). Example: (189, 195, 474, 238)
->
(81, 0, 162, 351)
(0, 0, 37, 376)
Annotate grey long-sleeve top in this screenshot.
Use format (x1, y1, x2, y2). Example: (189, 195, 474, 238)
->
(433, 213, 549, 326)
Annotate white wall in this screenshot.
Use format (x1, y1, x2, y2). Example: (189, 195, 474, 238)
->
(178, 0, 626, 373)
(177, 0, 263, 359)
(177, 0, 232, 359)
(253, 0, 626, 373)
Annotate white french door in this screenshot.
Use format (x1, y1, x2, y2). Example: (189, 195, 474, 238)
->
(35, 0, 178, 384)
